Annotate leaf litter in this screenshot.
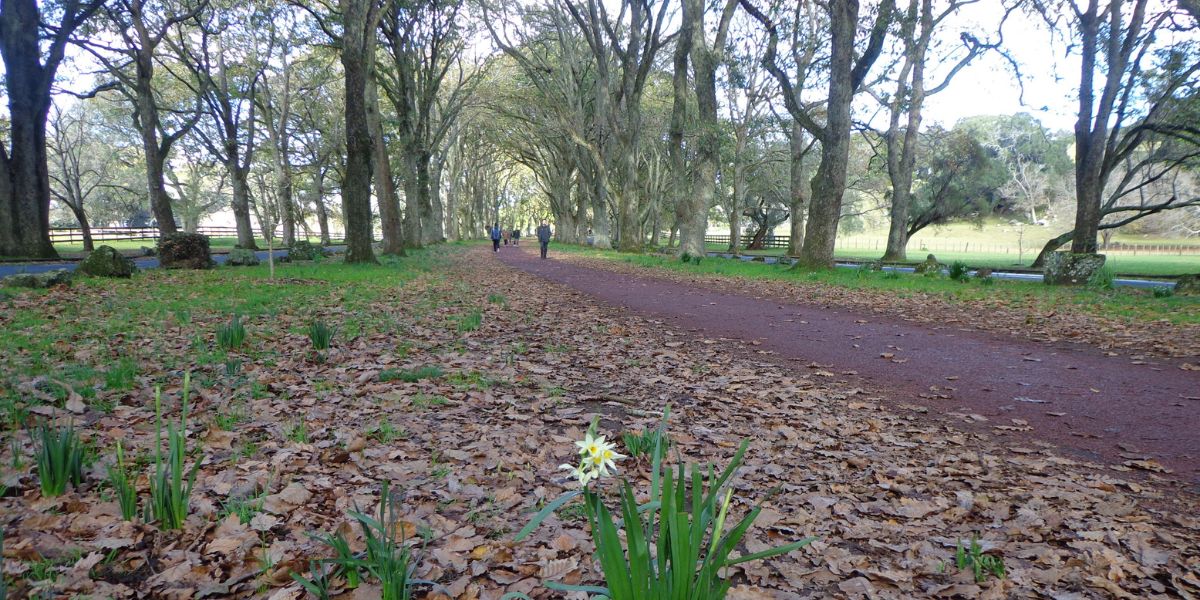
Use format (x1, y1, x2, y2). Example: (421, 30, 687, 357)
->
(0, 246, 1197, 598)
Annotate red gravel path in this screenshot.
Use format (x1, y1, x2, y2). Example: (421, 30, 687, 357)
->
(497, 247, 1200, 484)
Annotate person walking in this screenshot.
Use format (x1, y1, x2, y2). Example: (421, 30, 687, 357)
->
(502, 228, 510, 246)
(512, 228, 521, 247)
(490, 223, 501, 252)
(536, 221, 552, 259)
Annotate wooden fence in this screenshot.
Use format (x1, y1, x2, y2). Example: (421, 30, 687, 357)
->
(703, 234, 1200, 256)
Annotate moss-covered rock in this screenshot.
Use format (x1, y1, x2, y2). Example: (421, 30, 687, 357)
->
(288, 240, 326, 261)
(913, 254, 944, 275)
(158, 232, 214, 269)
(1, 269, 73, 289)
(1043, 251, 1106, 286)
(78, 245, 136, 278)
(226, 248, 260, 266)
(1175, 274, 1199, 296)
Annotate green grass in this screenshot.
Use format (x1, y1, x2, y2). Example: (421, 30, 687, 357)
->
(556, 244, 1200, 325)
(701, 220, 1199, 277)
(379, 365, 444, 383)
(0, 247, 454, 393)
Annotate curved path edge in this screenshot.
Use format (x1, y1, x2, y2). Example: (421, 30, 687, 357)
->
(497, 246, 1200, 485)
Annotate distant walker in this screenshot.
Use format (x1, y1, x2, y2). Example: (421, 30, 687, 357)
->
(536, 221, 552, 259)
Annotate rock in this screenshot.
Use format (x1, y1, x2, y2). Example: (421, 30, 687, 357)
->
(157, 232, 214, 270)
(913, 253, 944, 275)
(226, 248, 260, 266)
(1043, 251, 1106, 285)
(863, 259, 884, 272)
(974, 268, 993, 279)
(139, 246, 156, 257)
(77, 245, 136, 278)
(1175, 274, 1199, 296)
(288, 240, 326, 261)
(1, 269, 73, 289)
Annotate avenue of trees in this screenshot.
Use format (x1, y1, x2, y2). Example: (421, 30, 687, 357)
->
(2, 0, 1198, 270)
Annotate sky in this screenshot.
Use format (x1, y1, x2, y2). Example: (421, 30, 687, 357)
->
(920, 2, 1081, 132)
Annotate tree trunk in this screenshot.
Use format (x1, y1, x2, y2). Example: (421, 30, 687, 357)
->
(1069, 3, 1107, 255)
(130, 45, 179, 237)
(615, 138, 641, 252)
(797, 0, 858, 269)
(1032, 230, 1074, 268)
(1, 109, 58, 258)
(430, 156, 445, 243)
(682, 0, 738, 260)
(367, 78, 405, 255)
(314, 168, 331, 245)
(586, 160, 612, 248)
(229, 165, 257, 248)
(69, 203, 94, 251)
(729, 163, 745, 252)
(279, 169, 295, 246)
(402, 152, 422, 249)
(340, 0, 380, 264)
(787, 122, 806, 257)
(417, 150, 439, 244)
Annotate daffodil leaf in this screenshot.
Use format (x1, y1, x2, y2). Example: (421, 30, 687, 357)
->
(514, 489, 583, 541)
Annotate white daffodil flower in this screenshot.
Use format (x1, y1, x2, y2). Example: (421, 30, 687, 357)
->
(587, 446, 625, 477)
(576, 432, 608, 459)
(560, 462, 596, 486)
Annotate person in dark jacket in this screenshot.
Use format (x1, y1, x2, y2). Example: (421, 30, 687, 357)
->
(536, 221, 552, 259)
(490, 223, 501, 252)
(512, 228, 521, 246)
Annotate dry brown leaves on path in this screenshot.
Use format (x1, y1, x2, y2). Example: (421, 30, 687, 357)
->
(2, 247, 1199, 598)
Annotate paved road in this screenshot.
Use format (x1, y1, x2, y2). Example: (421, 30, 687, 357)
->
(499, 246, 1200, 483)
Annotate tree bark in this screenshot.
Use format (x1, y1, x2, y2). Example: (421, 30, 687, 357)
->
(430, 155, 445, 243)
(797, 0, 859, 268)
(367, 77, 405, 255)
(340, 0, 381, 264)
(0, 0, 87, 258)
(417, 150, 439, 244)
(229, 165, 257, 247)
(1032, 230, 1074, 268)
(314, 167, 331, 245)
(68, 203, 94, 251)
(787, 122, 807, 257)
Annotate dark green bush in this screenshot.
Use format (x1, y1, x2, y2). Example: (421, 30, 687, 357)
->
(158, 232, 213, 270)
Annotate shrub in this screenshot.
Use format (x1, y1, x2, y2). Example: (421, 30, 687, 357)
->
(148, 375, 200, 530)
(309, 320, 336, 350)
(217, 315, 247, 350)
(157, 232, 213, 270)
(680, 252, 692, 263)
(36, 421, 84, 497)
(1152, 286, 1174, 298)
(948, 261, 971, 282)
